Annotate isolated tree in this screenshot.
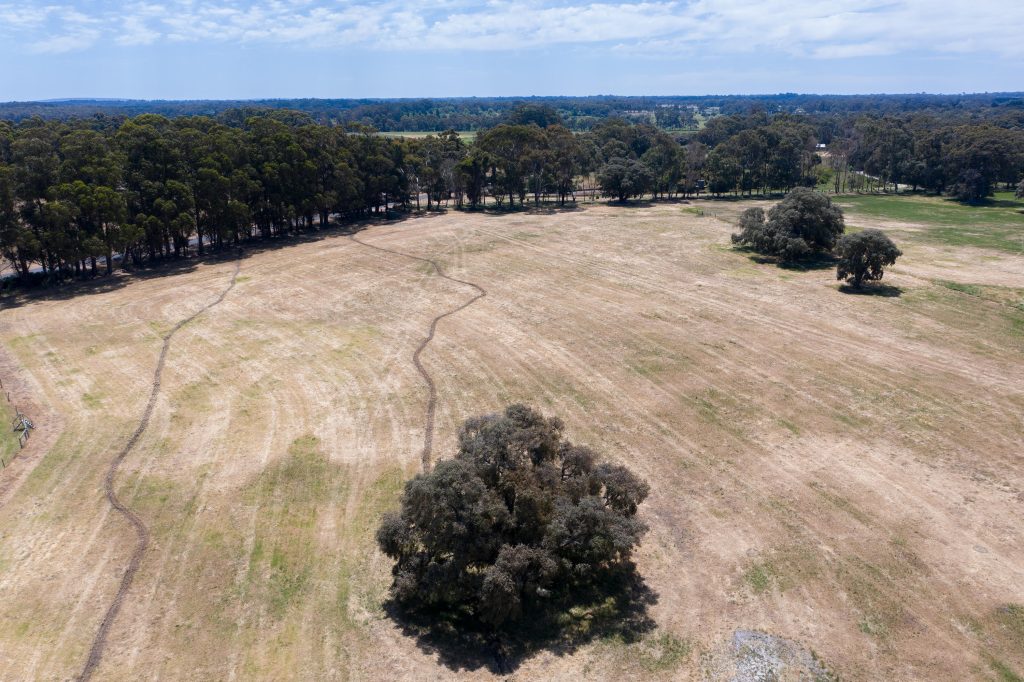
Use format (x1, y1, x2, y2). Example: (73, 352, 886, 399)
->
(1015, 178, 1024, 199)
(377, 405, 649, 630)
(732, 187, 844, 261)
(835, 229, 902, 288)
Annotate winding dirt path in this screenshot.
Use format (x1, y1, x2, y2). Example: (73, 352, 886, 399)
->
(348, 232, 486, 470)
(77, 258, 241, 682)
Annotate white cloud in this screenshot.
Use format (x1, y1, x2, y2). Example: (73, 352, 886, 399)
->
(1, 0, 1023, 60)
(116, 15, 160, 45)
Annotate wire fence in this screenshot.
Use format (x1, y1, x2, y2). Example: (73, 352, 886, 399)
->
(1, 375, 34, 468)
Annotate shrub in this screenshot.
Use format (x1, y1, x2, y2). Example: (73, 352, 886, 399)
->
(731, 187, 844, 261)
(377, 404, 649, 630)
(835, 229, 902, 288)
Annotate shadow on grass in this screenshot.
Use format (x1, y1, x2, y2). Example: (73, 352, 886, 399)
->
(0, 209, 417, 308)
(384, 565, 657, 675)
(777, 253, 839, 271)
(838, 283, 903, 297)
(739, 249, 839, 272)
(455, 202, 585, 217)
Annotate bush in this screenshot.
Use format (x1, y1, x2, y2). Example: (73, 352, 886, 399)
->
(731, 187, 844, 261)
(835, 229, 902, 288)
(377, 404, 649, 630)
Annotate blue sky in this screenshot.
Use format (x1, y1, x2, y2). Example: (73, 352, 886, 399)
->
(0, 0, 1021, 100)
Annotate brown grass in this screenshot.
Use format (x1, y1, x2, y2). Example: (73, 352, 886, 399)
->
(0, 200, 1022, 680)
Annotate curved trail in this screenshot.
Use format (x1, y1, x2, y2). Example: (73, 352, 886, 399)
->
(348, 232, 486, 470)
(77, 259, 241, 682)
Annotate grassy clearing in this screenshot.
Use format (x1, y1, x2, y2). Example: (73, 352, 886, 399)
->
(377, 130, 476, 143)
(837, 192, 1024, 253)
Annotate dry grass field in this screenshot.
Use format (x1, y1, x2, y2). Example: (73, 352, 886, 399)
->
(0, 196, 1022, 680)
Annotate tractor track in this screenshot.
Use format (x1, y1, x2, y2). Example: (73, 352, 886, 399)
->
(77, 258, 241, 682)
(348, 232, 486, 470)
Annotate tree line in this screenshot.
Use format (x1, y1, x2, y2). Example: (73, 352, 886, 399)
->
(3, 93, 1021, 128)
(1, 104, 1022, 285)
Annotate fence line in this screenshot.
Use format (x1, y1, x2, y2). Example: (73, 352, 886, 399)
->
(2, 375, 36, 464)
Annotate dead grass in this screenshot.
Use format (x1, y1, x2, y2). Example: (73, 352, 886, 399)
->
(0, 199, 1022, 680)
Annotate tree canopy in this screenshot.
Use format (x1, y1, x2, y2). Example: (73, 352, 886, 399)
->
(376, 404, 649, 630)
(731, 187, 845, 261)
(835, 229, 902, 289)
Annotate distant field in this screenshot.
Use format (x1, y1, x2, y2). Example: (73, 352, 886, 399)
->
(1, 197, 1023, 679)
(837, 191, 1024, 253)
(377, 130, 477, 142)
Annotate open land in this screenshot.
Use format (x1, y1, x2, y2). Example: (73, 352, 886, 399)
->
(0, 193, 1022, 680)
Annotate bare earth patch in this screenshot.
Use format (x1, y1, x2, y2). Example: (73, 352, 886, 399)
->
(0, 201, 1022, 680)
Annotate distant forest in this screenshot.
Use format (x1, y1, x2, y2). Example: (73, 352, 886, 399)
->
(2, 93, 1024, 131)
(1, 94, 1022, 286)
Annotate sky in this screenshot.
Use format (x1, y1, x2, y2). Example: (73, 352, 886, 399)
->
(0, 0, 1022, 100)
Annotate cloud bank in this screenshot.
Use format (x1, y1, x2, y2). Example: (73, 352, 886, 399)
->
(0, 0, 1021, 59)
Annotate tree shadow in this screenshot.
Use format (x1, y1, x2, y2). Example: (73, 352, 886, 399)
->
(457, 202, 585, 216)
(384, 564, 657, 675)
(777, 253, 838, 271)
(0, 210, 424, 307)
(838, 283, 903, 297)
(983, 198, 1024, 209)
(743, 252, 838, 272)
(604, 199, 655, 209)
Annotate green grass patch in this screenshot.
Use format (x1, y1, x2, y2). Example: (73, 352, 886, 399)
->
(745, 562, 775, 594)
(857, 615, 889, 638)
(995, 604, 1024, 649)
(243, 435, 345, 620)
(836, 193, 1024, 253)
(600, 630, 691, 673)
(988, 655, 1024, 682)
(777, 418, 801, 435)
(935, 280, 1024, 311)
(937, 280, 983, 296)
(634, 632, 692, 671)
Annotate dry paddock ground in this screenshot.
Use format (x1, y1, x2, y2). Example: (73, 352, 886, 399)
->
(0, 199, 1023, 680)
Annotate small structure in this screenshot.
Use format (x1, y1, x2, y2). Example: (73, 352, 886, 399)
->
(11, 410, 34, 449)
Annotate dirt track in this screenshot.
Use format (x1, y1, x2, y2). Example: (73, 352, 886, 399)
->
(0, 202, 1021, 680)
(78, 258, 240, 681)
(347, 233, 485, 470)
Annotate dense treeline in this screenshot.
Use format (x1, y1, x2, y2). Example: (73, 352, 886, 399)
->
(3, 93, 1022, 129)
(1, 103, 1022, 285)
(697, 110, 1024, 200)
